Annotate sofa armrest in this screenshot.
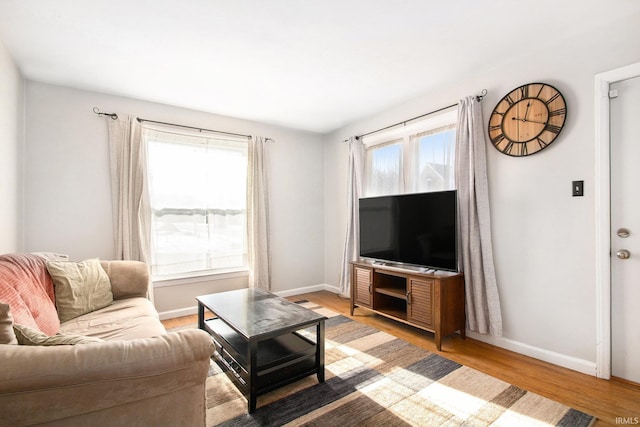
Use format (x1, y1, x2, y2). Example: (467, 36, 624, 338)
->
(0, 329, 214, 426)
(100, 260, 150, 300)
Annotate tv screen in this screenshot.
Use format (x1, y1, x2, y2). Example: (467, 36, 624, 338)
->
(359, 190, 458, 271)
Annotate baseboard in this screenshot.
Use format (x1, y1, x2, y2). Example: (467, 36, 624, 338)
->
(158, 283, 342, 320)
(273, 283, 341, 298)
(159, 306, 199, 320)
(466, 331, 597, 376)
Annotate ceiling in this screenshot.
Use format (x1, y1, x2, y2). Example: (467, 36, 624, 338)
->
(1, 0, 639, 134)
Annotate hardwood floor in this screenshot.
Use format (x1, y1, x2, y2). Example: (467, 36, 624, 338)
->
(162, 290, 640, 426)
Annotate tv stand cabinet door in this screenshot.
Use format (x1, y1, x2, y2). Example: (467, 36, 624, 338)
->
(352, 265, 373, 311)
(407, 277, 434, 328)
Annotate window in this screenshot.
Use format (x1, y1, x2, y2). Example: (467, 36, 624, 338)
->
(363, 109, 457, 197)
(366, 139, 403, 196)
(415, 124, 456, 192)
(144, 125, 248, 278)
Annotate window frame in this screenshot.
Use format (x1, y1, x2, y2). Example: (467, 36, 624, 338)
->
(142, 123, 250, 281)
(362, 108, 458, 197)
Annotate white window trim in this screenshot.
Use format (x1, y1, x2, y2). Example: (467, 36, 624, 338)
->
(362, 108, 458, 147)
(153, 267, 249, 288)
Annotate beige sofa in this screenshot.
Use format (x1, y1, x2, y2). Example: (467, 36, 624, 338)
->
(0, 253, 214, 427)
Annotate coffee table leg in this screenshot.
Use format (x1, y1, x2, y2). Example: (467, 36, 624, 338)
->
(248, 340, 258, 413)
(316, 320, 325, 383)
(197, 302, 204, 330)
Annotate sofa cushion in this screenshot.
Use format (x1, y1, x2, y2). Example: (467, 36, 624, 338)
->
(100, 260, 150, 300)
(0, 302, 18, 344)
(60, 297, 166, 341)
(46, 259, 114, 322)
(31, 252, 69, 261)
(13, 324, 104, 345)
(0, 254, 60, 335)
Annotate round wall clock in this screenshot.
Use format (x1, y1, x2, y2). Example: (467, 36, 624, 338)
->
(488, 82, 567, 157)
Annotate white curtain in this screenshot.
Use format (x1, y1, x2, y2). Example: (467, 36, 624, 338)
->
(339, 137, 366, 296)
(247, 136, 271, 290)
(107, 115, 153, 300)
(455, 96, 503, 336)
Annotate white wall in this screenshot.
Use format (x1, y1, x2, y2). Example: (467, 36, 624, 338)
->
(324, 13, 640, 374)
(23, 82, 325, 314)
(0, 40, 23, 253)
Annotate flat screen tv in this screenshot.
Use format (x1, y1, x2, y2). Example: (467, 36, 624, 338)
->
(359, 190, 458, 272)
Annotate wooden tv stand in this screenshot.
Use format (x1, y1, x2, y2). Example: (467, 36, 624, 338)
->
(350, 261, 465, 350)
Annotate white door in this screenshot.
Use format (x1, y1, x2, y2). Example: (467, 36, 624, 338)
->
(610, 75, 640, 384)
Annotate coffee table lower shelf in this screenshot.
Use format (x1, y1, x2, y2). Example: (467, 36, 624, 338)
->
(205, 318, 320, 407)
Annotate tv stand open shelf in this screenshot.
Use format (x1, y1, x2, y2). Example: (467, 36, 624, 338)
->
(375, 287, 406, 299)
(350, 261, 465, 350)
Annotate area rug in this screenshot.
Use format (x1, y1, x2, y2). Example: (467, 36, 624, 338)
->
(180, 301, 595, 426)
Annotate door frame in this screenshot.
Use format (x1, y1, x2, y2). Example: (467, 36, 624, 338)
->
(594, 61, 640, 379)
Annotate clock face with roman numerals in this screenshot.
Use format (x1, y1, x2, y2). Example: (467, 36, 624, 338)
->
(488, 83, 567, 157)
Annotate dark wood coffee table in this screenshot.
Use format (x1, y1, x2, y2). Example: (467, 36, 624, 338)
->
(197, 289, 326, 413)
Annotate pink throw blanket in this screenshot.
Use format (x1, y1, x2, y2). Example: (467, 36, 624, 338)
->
(0, 254, 60, 335)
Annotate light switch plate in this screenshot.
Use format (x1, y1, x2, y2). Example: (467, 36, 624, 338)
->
(572, 180, 584, 197)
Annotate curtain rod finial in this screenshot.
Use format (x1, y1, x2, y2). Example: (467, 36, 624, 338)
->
(93, 107, 118, 120)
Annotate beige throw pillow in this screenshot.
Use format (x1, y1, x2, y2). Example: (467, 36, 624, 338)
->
(0, 302, 18, 345)
(46, 258, 114, 322)
(13, 324, 104, 345)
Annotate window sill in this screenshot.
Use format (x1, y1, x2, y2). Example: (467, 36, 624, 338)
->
(152, 268, 249, 288)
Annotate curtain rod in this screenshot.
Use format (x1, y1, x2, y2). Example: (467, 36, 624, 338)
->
(346, 89, 487, 141)
(92, 107, 118, 120)
(93, 107, 272, 141)
(136, 117, 254, 139)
